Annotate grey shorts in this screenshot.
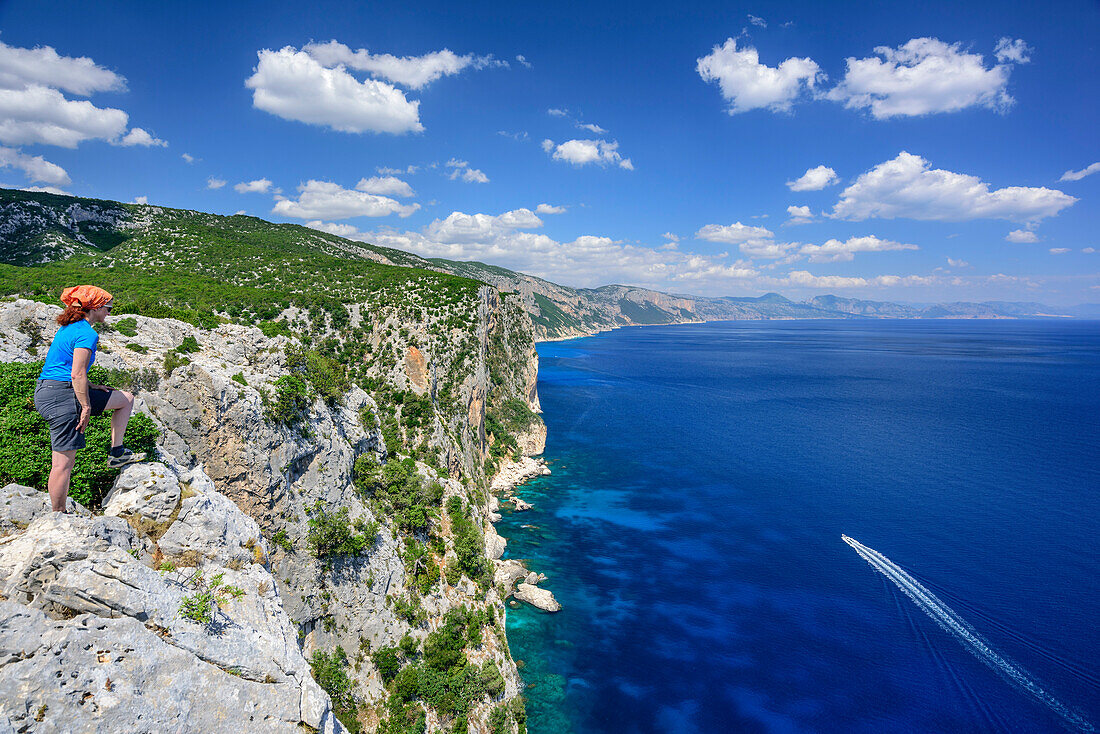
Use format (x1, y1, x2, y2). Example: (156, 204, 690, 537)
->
(33, 380, 112, 452)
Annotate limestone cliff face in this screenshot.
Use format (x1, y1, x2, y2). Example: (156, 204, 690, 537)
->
(0, 463, 344, 733)
(0, 295, 543, 732)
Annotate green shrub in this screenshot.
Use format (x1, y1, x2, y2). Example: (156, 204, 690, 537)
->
(479, 662, 505, 699)
(305, 502, 375, 559)
(311, 646, 360, 732)
(265, 374, 311, 425)
(392, 595, 427, 626)
(176, 335, 201, 354)
(178, 570, 245, 626)
(488, 704, 509, 734)
(446, 497, 490, 586)
(498, 397, 537, 433)
(399, 634, 419, 657)
(125, 343, 148, 354)
(353, 453, 383, 497)
(17, 317, 43, 355)
(271, 529, 293, 553)
(0, 362, 159, 508)
(258, 320, 293, 338)
(162, 350, 190, 377)
(286, 345, 348, 406)
(230, 372, 247, 386)
(372, 646, 401, 683)
(113, 317, 138, 337)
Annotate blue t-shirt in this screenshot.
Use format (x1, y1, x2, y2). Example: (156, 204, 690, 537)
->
(39, 320, 99, 381)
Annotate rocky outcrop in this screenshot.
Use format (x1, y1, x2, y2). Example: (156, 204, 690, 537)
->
(0, 286, 539, 731)
(0, 461, 343, 733)
(0, 483, 90, 537)
(490, 457, 550, 493)
(513, 583, 561, 613)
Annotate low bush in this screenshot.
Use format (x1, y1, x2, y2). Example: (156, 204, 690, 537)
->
(0, 362, 159, 507)
(178, 570, 245, 626)
(446, 497, 490, 586)
(113, 317, 138, 337)
(305, 502, 377, 559)
(286, 345, 348, 406)
(264, 375, 311, 425)
(311, 646, 361, 733)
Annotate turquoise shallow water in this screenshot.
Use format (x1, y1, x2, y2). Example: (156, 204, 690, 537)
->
(499, 319, 1100, 734)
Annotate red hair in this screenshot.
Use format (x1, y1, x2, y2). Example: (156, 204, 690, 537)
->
(57, 304, 88, 327)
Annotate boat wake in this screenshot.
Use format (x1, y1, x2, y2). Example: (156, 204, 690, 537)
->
(842, 534, 1094, 732)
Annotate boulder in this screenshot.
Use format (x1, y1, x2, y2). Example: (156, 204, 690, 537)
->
(0, 483, 90, 537)
(102, 463, 181, 533)
(493, 560, 527, 591)
(0, 602, 342, 733)
(484, 527, 506, 561)
(512, 497, 533, 512)
(514, 583, 561, 612)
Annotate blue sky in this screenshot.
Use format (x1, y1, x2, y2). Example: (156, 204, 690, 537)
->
(1, 0, 1097, 304)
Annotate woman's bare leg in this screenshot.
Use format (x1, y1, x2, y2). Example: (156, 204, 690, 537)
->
(104, 389, 135, 448)
(48, 450, 77, 512)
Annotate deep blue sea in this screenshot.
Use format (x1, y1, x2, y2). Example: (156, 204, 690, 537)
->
(500, 320, 1100, 734)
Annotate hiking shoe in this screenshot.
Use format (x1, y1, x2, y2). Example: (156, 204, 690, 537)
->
(108, 447, 147, 468)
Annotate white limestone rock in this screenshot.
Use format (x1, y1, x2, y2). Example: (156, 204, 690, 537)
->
(493, 559, 527, 591)
(0, 483, 90, 537)
(484, 526, 506, 561)
(514, 583, 561, 612)
(102, 463, 181, 527)
(490, 456, 549, 493)
(0, 602, 343, 734)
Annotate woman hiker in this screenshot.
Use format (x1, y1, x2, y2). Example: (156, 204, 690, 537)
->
(33, 285, 145, 512)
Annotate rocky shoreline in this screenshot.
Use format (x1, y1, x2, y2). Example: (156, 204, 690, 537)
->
(488, 455, 560, 614)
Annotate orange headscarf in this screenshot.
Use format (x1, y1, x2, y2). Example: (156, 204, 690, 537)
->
(60, 285, 113, 310)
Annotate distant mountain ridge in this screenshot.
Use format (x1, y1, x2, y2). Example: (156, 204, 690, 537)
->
(0, 187, 1086, 340)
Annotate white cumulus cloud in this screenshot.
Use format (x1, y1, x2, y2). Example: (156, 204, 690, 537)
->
(245, 47, 423, 134)
(302, 41, 504, 89)
(536, 203, 567, 214)
(696, 38, 822, 113)
(0, 84, 128, 147)
(322, 209, 762, 291)
(825, 37, 1028, 118)
(0, 146, 70, 185)
(118, 127, 167, 147)
(832, 152, 1077, 223)
(355, 175, 414, 197)
(1049, 248, 1070, 254)
(273, 179, 419, 219)
(0, 40, 125, 95)
(787, 165, 838, 191)
(799, 235, 917, 262)
(0, 41, 163, 150)
(947, 258, 969, 267)
(1005, 229, 1039, 243)
(206, 177, 226, 189)
(695, 221, 775, 243)
(181, 153, 195, 164)
(994, 37, 1032, 64)
(544, 138, 633, 169)
(786, 205, 814, 224)
(235, 178, 273, 194)
(1060, 162, 1100, 182)
(747, 14, 767, 28)
(445, 158, 489, 183)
